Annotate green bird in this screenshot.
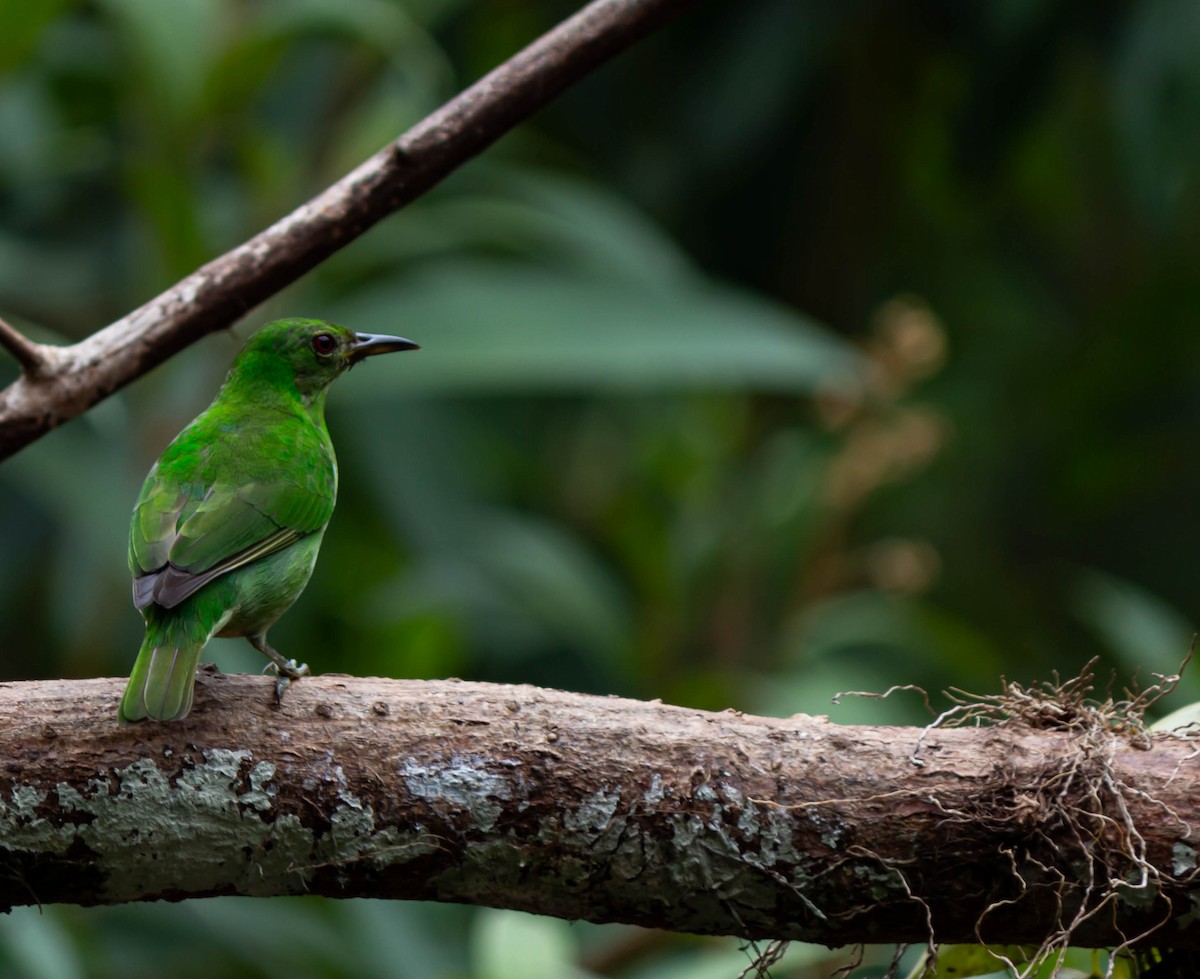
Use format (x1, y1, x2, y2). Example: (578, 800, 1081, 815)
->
(119, 318, 418, 723)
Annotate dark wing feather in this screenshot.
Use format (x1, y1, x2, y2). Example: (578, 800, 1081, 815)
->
(134, 528, 303, 609)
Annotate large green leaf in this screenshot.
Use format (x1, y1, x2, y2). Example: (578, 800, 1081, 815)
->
(332, 260, 861, 396)
(1070, 568, 1199, 701)
(470, 909, 591, 979)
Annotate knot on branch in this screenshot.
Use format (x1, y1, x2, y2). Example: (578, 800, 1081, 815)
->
(0, 316, 55, 380)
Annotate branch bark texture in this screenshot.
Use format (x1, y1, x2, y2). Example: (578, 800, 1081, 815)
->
(2, 673, 1199, 950)
(0, 0, 697, 460)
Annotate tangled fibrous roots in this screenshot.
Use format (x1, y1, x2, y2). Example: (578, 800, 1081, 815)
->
(912, 652, 1192, 760)
(736, 938, 789, 979)
(837, 652, 1196, 979)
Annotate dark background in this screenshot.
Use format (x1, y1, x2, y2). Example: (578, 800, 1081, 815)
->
(1, 1, 1197, 976)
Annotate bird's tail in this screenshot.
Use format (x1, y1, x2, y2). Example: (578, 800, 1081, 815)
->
(119, 602, 224, 723)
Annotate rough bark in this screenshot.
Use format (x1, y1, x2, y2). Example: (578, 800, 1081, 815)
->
(0, 0, 698, 460)
(1, 671, 1198, 950)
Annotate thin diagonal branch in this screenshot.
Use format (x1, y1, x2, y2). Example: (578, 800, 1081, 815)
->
(0, 316, 50, 377)
(0, 0, 698, 460)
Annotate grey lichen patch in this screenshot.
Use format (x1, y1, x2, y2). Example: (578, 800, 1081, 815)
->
(0, 782, 70, 853)
(9, 784, 45, 819)
(851, 860, 901, 902)
(664, 806, 741, 884)
(430, 766, 825, 936)
(1173, 841, 1198, 877)
(240, 761, 277, 812)
(51, 750, 308, 901)
(736, 796, 803, 868)
(311, 787, 437, 889)
(731, 794, 833, 922)
(629, 780, 778, 929)
(648, 812, 760, 931)
(237, 812, 318, 897)
(1, 748, 432, 906)
(431, 837, 533, 901)
(242, 781, 436, 896)
(642, 773, 665, 807)
(809, 809, 847, 849)
(1117, 875, 1159, 912)
(399, 755, 509, 832)
(563, 789, 621, 839)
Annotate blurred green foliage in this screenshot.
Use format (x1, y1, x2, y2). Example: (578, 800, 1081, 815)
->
(3, 0, 1200, 976)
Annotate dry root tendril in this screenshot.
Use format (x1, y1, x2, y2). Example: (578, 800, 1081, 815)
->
(828, 652, 1197, 979)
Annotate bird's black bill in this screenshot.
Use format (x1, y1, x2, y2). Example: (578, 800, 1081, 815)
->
(348, 332, 421, 362)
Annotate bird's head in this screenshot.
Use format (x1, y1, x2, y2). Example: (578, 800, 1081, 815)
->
(229, 319, 419, 401)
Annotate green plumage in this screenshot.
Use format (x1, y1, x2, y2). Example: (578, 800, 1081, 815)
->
(120, 318, 418, 723)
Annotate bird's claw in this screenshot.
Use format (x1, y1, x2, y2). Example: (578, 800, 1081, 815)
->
(262, 658, 310, 704)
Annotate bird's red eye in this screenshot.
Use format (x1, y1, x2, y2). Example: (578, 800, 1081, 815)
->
(312, 333, 336, 356)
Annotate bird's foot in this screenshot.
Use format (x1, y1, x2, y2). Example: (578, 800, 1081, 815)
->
(261, 658, 311, 703)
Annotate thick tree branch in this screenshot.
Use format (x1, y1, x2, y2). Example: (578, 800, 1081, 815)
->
(0, 0, 697, 460)
(2, 672, 1199, 952)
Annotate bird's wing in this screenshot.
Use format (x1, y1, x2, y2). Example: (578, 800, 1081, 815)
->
(130, 446, 336, 610)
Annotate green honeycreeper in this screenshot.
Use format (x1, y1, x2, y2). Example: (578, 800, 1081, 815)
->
(119, 318, 418, 723)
